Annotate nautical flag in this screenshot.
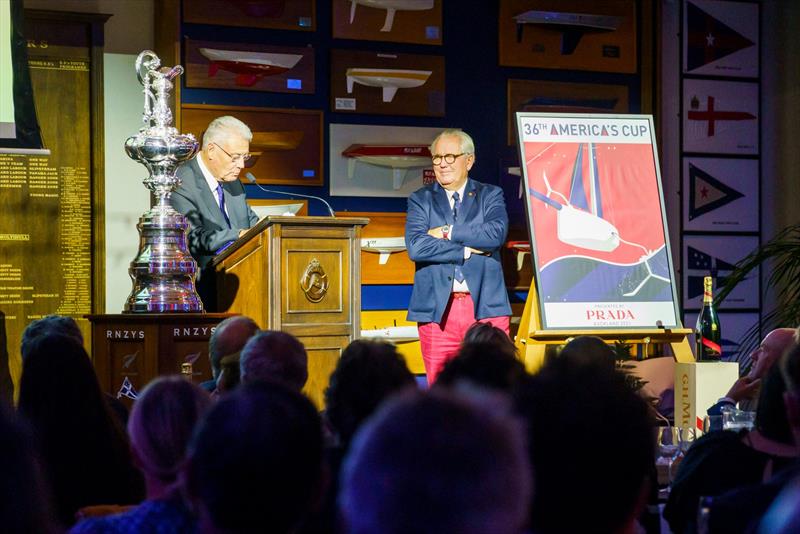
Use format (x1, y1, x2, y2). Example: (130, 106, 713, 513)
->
(683, 236, 759, 309)
(117, 376, 139, 401)
(687, 95, 755, 137)
(686, 1, 754, 72)
(688, 163, 744, 220)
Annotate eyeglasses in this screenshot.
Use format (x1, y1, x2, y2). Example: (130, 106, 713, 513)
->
(214, 143, 251, 164)
(432, 153, 469, 165)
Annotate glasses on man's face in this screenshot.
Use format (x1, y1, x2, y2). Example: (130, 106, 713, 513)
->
(432, 153, 468, 165)
(214, 143, 251, 164)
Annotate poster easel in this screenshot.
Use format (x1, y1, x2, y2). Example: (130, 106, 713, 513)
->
(513, 113, 695, 370)
(514, 282, 695, 373)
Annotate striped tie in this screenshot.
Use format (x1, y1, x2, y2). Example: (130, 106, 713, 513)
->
(452, 191, 464, 283)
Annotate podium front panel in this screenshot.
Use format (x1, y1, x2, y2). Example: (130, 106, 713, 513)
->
(284, 238, 350, 324)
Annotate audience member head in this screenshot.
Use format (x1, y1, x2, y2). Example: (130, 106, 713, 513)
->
(0, 400, 57, 533)
(127, 376, 211, 497)
(20, 314, 83, 360)
(240, 330, 308, 390)
(753, 362, 794, 445)
(436, 341, 526, 394)
(779, 340, 800, 448)
(514, 362, 653, 534)
(208, 315, 259, 380)
(462, 322, 517, 355)
(185, 382, 324, 533)
(324, 339, 415, 447)
(340, 389, 531, 534)
(215, 351, 241, 395)
(757, 476, 800, 534)
(554, 335, 617, 372)
(18, 333, 143, 524)
(749, 328, 796, 379)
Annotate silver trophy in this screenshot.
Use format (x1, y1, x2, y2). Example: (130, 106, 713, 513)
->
(123, 50, 202, 312)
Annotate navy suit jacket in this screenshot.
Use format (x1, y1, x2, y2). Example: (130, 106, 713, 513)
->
(406, 178, 512, 324)
(170, 158, 259, 270)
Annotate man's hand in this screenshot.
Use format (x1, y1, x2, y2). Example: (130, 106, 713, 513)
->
(238, 229, 249, 238)
(726, 375, 761, 403)
(427, 226, 445, 239)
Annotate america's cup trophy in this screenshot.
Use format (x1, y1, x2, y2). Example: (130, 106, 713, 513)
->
(123, 50, 202, 312)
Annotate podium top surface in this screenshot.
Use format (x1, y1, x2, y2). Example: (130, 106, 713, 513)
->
(212, 215, 370, 266)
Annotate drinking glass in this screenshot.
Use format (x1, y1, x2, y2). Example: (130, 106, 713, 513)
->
(656, 426, 680, 486)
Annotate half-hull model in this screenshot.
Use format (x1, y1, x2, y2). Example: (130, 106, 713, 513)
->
(346, 67, 432, 102)
(513, 10, 622, 54)
(343, 144, 431, 189)
(361, 236, 407, 264)
(349, 0, 434, 32)
(361, 325, 419, 342)
(199, 47, 303, 87)
(245, 130, 304, 168)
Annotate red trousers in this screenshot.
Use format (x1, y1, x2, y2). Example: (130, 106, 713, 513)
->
(417, 292, 510, 385)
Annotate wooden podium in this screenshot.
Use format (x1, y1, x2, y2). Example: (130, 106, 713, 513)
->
(212, 215, 369, 406)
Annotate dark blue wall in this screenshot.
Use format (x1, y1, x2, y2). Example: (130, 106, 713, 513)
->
(181, 1, 647, 309)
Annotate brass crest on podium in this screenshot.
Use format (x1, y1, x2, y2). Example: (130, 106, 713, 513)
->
(300, 258, 329, 302)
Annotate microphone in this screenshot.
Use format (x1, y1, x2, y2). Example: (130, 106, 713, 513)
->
(245, 172, 335, 217)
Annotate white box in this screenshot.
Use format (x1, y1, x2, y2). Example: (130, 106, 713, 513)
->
(674, 362, 739, 432)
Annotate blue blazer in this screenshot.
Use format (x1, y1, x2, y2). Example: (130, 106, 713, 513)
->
(170, 158, 259, 270)
(406, 178, 512, 323)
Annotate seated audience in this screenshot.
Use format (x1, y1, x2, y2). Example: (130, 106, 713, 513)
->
(20, 314, 84, 359)
(184, 382, 324, 533)
(17, 334, 144, 527)
(702, 340, 800, 533)
(339, 389, 531, 534)
(435, 341, 526, 394)
(305, 340, 415, 533)
(239, 330, 308, 391)
(707, 328, 796, 422)
(664, 360, 798, 533)
(555, 335, 617, 371)
(70, 376, 211, 533)
(202, 315, 259, 393)
(461, 321, 518, 355)
(0, 400, 58, 533)
(513, 357, 654, 534)
(21, 314, 129, 424)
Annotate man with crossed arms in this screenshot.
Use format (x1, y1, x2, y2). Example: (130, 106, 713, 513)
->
(405, 129, 512, 384)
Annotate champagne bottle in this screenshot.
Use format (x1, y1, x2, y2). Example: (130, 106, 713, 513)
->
(695, 276, 722, 361)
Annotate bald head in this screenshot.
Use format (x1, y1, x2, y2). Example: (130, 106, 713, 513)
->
(749, 328, 796, 379)
(209, 316, 259, 379)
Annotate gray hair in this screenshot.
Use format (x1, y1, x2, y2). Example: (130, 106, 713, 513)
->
(21, 315, 83, 360)
(430, 129, 475, 156)
(202, 115, 253, 149)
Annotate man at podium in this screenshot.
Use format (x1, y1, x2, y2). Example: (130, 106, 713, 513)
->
(171, 116, 259, 311)
(406, 129, 512, 384)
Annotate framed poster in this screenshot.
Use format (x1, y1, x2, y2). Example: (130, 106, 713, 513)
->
(182, 0, 315, 31)
(682, 235, 759, 310)
(516, 113, 680, 330)
(499, 0, 637, 73)
(184, 38, 315, 94)
(180, 104, 323, 187)
(682, 79, 759, 155)
(683, 0, 758, 77)
(332, 0, 442, 45)
(329, 123, 441, 198)
(682, 157, 759, 232)
(330, 49, 445, 117)
(507, 79, 629, 145)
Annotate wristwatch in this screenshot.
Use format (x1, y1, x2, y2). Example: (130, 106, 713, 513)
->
(441, 224, 451, 239)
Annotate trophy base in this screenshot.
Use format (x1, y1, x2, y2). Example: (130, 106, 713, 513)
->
(124, 276, 204, 313)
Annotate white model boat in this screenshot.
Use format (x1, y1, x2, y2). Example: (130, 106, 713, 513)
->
(199, 47, 303, 87)
(360, 325, 419, 343)
(346, 67, 432, 103)
(360, 236, 407, 264)
(349, 0, 435, 32)
(343, 144, 431, 189)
